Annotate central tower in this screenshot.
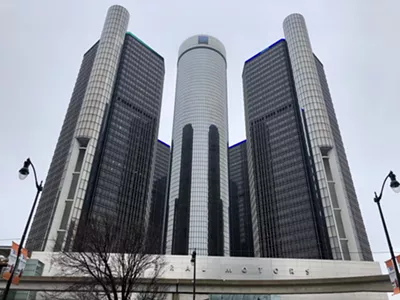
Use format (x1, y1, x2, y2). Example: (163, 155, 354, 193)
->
(166, 35, 229, 256)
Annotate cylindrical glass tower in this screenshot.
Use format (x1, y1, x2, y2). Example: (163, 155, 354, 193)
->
(166, 35, 229, 256)
(44, 5, 130, 251)
(283, 14, 366, 261)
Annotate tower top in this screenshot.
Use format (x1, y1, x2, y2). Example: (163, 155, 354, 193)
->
(283, 13, 305, 24)
(178, 34, 226, 59)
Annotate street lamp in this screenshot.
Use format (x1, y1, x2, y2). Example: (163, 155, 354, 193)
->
(374, 170, 400, 289)
(2, 158, 43, 300)
(191, 249, 196, 300)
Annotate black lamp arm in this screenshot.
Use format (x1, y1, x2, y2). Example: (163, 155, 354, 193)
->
(27, 158, 43, 191)
(374, 172, 393, 202)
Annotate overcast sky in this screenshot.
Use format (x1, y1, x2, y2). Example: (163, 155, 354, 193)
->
(1, 0, 399, 274)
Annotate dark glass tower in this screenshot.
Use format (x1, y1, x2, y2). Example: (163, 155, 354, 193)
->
(171, 124, 193, 255)
(26, 43, 99, 252)
(242, 39, 332, 259)
(314, 56, 373, 261)
(78, 33, 165, 244)
(242, 13, 373, 261)
(148, 140, 170, 254)
(228, 140, 254, 257)
(282, 13, 372, 261)
(26, 6, 165, 252)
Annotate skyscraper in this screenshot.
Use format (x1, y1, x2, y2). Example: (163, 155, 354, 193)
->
(243, 39, 331, 259)
(26, 5, 165, 252)
(243, 14, 372, 261)
(148, 140, 170, 254)
(314, 55, 372, 261)
(166, 35, 229, 256)
(283, 14, 372, 261)
(228, 140, 254, 257)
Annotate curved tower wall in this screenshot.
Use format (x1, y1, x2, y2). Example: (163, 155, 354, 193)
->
(166, 35, 229, 256)
(283, 14, 365, 260)
(45, 5, 130, 251)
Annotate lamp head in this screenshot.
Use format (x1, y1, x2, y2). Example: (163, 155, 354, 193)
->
(18, 159, 30, 180)
(389, 171, 400, 194)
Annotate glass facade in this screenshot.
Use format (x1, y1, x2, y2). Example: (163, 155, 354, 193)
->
(208, 125, 224, 256)
(148, 140, 170, 254)
(172, 124, 194, 254)
(77, 33, 165, 247)
(314, 56, 373, 261)
(242, 40, 332, 259)
(283, 14, 344, 260)
(59, 6, 131, 253)
(167, 35, 229, 256)
(283, 13, 372, 261)
(28, 17, 165, 252)
(228, 140, 254, 257)
(26, 43, 99, 251)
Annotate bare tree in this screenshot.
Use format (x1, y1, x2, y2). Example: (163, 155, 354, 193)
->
(47, 217, 167, 300)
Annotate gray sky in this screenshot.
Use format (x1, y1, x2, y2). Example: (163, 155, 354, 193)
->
(1, 0, 399, 272)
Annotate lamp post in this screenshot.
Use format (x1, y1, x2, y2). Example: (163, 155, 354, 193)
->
(191, 249, 196, 300)
(374, 170, 400, 289)
(2, 158, 43, 300)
